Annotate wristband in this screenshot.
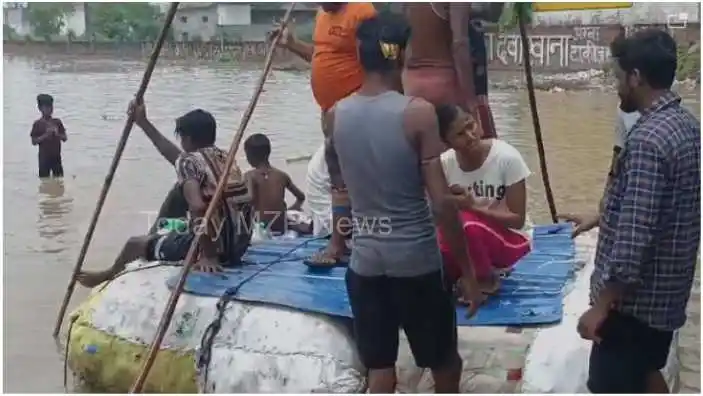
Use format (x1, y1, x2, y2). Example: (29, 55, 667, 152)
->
(332, 205, 351, 216)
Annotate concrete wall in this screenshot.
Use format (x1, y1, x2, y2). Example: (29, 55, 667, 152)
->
(217, 3, 251, 25)
(533, 2, 700, 26)
(5, 23, 697, 73)
(486, 23, 700, 72)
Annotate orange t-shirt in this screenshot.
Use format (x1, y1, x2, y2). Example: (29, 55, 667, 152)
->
(311, 3, 377, 111)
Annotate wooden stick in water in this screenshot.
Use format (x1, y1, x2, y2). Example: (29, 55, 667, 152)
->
(129, 3, 297, 393)
(517, 5, 559, 223)
(52, 3, 181, 339)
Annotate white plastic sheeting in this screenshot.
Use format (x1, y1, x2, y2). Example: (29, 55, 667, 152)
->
(75, 261, 366, 393)
(71, 230, 680, 393)
(522, 230, 681, 393)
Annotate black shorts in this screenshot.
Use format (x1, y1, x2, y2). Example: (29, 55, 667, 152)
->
(588, 310, 674, 393)
(146, 232, 195, 262)
(345, 269, 459, 370)
(38, 155, 63, 178)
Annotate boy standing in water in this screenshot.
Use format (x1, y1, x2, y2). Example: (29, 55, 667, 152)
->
(244, 133, 307, 234)
(31, 94, 67, 178)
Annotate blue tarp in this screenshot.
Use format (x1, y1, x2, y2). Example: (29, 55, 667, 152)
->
(167, 223, 576, 326)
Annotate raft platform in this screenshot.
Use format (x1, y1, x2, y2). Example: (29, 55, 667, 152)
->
(167, 223, 576, 326)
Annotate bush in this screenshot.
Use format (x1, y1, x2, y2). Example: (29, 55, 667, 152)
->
(3, 24, 19, 40)
(677, 42, 700, 81)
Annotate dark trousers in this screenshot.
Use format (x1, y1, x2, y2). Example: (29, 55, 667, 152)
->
(38, 155, 63, 178)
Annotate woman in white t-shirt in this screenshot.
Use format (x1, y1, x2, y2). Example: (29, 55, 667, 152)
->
(435, 104, 532, 294)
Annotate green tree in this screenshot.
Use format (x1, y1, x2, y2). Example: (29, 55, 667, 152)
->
(26, 3, 73, 41)
(87, 3, 163, 42)
(4, 24, 18, 40)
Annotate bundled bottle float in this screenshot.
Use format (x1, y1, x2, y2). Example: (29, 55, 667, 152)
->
(64, 225, 681, 393)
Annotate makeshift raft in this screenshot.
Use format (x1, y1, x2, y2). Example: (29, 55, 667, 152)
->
(66, 224, 681, 393)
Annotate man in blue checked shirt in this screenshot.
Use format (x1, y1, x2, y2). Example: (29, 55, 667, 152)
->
(565, 29, 700, 394)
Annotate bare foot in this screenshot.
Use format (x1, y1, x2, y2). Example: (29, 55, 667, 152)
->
(307, 243, 350, 267)
(76, 270, 113, 288)
(477, 275, 501, 295)
(193, 257, 224, 273)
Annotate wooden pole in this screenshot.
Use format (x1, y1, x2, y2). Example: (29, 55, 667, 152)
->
(517, 5, 558, 223)
(128, 4, 297, 393)
(52, 3, 181, 339)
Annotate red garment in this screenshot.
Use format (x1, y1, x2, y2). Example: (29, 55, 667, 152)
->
(476, 95, 497, 139)
(438, 210, 530, 282)
(402, 68, 498, 138)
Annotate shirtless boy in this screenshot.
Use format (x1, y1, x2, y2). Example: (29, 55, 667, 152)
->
(244, 133, 307, 234)
(403, 4, 497, 138)
(31, 94, 67, 178)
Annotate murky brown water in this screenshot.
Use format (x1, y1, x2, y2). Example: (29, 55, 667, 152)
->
(3, 57, 700, 393)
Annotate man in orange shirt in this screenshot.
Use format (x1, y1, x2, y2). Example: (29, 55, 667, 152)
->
(271, 3, 376, 264)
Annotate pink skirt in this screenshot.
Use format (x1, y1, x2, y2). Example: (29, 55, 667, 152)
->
(438, 210, 530, 282)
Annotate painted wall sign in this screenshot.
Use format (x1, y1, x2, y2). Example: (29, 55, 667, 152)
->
(534, 3, 632, 12)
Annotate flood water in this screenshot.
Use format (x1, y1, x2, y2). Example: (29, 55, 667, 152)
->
(3, 57, 700, 393)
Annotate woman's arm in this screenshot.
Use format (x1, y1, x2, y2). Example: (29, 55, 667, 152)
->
(472, 180, 527, 229)
(467, 144, 530, 229)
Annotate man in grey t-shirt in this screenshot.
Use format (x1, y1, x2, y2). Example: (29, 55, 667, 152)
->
(323, 13, 484, 394)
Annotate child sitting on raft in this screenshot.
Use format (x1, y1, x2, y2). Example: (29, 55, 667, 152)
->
(244, 133, 310, 235)
(434, 104, 532, 295)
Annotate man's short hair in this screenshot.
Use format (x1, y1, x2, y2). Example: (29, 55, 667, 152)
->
(612, 28, 677, 90)
(356, 13, 411, 73)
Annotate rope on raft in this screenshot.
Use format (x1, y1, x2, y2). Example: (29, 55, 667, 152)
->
(52, 2, 182, 339)
(517, 4, 559, 223)
(196, 236, 327, 392)
(129, 3, 298, 392)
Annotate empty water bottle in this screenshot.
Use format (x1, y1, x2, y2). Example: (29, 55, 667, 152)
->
(158, 218, 188, 235)
(251, 222, 271, 243)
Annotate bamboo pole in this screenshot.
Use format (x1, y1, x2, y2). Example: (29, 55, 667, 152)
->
(52, 3, 181, 339)
(517, 5, 558, 223)
(129, 4, 297, 393)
